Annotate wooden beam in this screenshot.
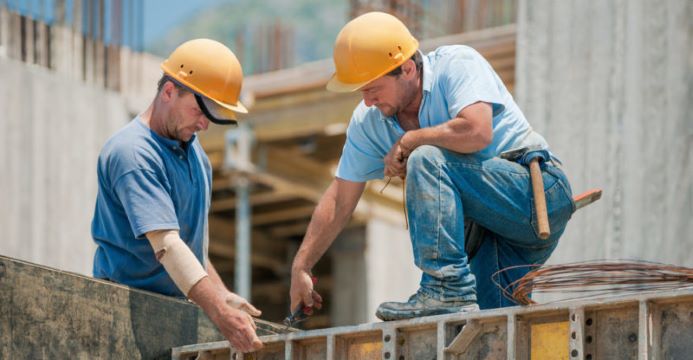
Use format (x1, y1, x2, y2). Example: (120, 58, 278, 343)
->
(208, 241, 287, 276)
(209, 216, 286, 250)
(268, 221, 310, 238)
(253, 205, 315, 226)
(211, 191, 296, 212)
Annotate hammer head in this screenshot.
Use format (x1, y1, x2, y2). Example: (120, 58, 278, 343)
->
(500, 144, 551, 166)
(499, 145, 543, 161)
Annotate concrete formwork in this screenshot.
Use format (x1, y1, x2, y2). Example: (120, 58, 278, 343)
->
(172, 288, 693, 359)
(515, 0, 693, 265)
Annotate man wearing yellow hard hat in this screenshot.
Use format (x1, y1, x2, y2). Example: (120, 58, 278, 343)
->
(91, 39, 263, 352)
(290, 12, 574, 320)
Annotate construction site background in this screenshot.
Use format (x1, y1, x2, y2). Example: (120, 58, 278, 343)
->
(0, 0, 691, 331)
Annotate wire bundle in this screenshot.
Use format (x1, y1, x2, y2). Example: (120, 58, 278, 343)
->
(492, 260, 693, 305)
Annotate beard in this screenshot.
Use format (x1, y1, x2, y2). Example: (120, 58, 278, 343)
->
(376, 104, 398, 117)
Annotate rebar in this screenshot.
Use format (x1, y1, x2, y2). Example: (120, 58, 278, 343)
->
(492, 260, 693, 305)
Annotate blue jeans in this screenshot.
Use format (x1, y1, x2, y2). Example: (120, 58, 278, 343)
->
(405, 145, 575, 309)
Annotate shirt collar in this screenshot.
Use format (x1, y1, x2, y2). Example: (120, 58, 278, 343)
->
(420, 50, 433, 93)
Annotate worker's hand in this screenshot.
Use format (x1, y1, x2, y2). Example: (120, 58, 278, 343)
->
(223, 291, 262, 317)
(290, 269, 323, 312)
(384, 138, 410, 179)
(212, 306, 263, 353)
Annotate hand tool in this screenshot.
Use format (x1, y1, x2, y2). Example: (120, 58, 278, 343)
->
(500, 145, 551, 239)
(283, 276, 318, 329)
(465, 189, 603, 261)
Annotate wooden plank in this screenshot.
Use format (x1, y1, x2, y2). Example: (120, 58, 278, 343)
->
(269, 221, 310, 238)
(208, 216, 288, 256)
(211, 191, 296, 212)
(253, 205, 315, 226)
(209, 242, 286, 276)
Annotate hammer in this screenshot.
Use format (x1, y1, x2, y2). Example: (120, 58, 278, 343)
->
(500, 145, 551, 240)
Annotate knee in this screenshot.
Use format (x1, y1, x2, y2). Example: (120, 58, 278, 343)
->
(407, 145, 444, 171)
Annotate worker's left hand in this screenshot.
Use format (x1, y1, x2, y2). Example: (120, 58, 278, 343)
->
(384, 138, 410, 178)
(223, 291, 262, 317)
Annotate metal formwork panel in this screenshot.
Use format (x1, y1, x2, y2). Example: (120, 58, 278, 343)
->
(172, 288, 693, 360)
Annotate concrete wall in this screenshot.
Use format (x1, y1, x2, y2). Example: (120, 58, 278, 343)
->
(0, 58, 128, 275)
(515, 0, 693, 265)
(331, 220, 420, 325)
(364, 218, 420, 322)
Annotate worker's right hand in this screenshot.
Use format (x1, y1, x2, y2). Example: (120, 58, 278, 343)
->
(383, 140, 408, 179)
(290, 269, 323, 312)
(212, 306, 263, 353)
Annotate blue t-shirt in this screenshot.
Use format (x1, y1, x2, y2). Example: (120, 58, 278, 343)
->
(91, 117, 212, 297)
(336, 45, 551, 182)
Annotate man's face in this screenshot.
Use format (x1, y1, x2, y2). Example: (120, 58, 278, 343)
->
(359, 75, 404, 117)
(163, 84, 210, 142)
(359, 60, 418, 118)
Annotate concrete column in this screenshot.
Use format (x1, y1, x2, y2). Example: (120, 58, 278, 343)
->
(516, 0, 693, 265)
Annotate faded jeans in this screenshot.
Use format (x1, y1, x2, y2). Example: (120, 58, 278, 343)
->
(405, 145, 575, 309)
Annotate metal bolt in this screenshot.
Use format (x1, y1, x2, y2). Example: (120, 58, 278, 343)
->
(585, 318, 593, 326)
(571, 331, 576, 340)
(586, 335, 593, 344)
(384, 351, 391, 359)
(384, 334, 391, 342)
(628, 333, 637, 343)
(571, 349, 579, 357)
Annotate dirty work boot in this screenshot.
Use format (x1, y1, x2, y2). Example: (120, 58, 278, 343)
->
(376, 291, 478, 321)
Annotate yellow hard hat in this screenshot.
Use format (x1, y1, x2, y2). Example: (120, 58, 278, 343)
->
(161, 38, 246, 124)
(326, 12, 419, 93)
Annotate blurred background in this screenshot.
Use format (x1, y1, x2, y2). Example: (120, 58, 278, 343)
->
(0, 0, 690, 329)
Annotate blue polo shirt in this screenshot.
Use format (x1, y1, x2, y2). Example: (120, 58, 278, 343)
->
(91, 117, 211, 297)
(336, 45, 551, 182)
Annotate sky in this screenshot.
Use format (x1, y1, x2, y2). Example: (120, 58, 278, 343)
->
(142, 0, 223, 47)
(7, 0, 224, 49)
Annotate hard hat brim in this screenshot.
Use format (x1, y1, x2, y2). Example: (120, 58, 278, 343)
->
(199, 95, 239, 123)
(326, 45, 419, 93)
(326, 74, 372, 93)
(160, 63, 248, 116)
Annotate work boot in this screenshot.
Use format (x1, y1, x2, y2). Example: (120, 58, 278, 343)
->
(376, 291, 478, 321)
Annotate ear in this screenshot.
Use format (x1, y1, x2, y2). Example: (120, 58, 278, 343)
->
(160, 81, 176, 102)
(401, 59, 417, 79)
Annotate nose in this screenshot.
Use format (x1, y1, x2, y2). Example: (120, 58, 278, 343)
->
(362, 93, 377, 107)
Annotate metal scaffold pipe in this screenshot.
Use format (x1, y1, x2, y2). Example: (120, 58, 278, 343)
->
(225, 123, 255, 300)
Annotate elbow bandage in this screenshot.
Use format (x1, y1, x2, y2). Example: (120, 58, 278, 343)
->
(146, 230, 208, 296)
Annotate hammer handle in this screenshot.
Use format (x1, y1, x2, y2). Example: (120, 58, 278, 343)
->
(529, 159, 550, 239)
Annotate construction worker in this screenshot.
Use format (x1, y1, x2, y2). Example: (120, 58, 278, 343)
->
(91, 39, 263, 352)
(290, 12, 575, 321)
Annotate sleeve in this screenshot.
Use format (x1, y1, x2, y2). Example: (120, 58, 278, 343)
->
(112, 169, 180, 239)
(334, 118, 386, 182)
(443, 50, 506, 119)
